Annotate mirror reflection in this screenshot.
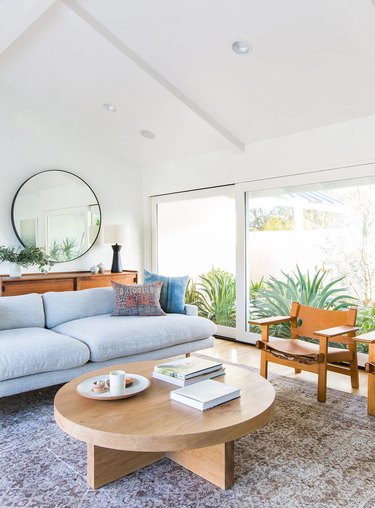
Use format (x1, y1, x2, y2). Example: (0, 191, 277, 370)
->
(12, 170, 101, 263)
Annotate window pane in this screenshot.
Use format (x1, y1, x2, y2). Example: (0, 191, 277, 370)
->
(156, 189, 236, 328)
(247, 179, 375, 354)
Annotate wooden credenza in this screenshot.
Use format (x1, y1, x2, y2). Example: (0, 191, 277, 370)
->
(0, 270, 138, 297)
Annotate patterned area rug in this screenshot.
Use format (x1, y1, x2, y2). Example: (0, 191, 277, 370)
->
(1, 355, 375, 508)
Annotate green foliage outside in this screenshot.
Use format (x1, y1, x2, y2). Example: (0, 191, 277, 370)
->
(250, 266, 373, 353)
(249, 206, 294, 231)
(185, 269, 236, 327)
(356, 304, 375, 353)
(357, 304, 375, 334)
(250, 266, 356, 337)
(186, 265, 372, 354)
(0, 245, 52, 271)
(303, 209, 341, 230)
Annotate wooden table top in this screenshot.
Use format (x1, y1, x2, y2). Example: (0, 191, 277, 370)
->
(54, 359, 275, 452)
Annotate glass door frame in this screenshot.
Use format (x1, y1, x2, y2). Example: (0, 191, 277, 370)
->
(149, 185, 236, 338)
(148, 162, 375, 343)
(235, 162, 375, 343)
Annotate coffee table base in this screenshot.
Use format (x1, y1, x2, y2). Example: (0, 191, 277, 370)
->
(87, 442, 235, 490)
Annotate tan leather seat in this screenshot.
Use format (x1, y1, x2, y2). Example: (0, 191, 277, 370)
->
(250, 302, 359, 403)
(266, 337, 354, 363)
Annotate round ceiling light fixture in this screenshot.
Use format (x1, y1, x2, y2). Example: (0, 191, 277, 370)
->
(103, 103, 116, 112)
(140, 130, 155, 139)
(232, 40, 251, 55)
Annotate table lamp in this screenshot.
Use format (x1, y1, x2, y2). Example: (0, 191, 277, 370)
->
(104, 225, 126, 273)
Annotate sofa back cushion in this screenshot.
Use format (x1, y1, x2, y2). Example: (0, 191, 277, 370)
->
(0, 293, 45, 331)
(43, 287, 115, 328)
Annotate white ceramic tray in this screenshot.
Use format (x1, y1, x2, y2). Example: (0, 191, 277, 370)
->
(75, 374, 150, 401)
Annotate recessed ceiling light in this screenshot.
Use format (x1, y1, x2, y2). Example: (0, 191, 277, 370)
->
(103, 103, 116, 112)
(232, 40, 251, 55)
(140, 130, 155, 139)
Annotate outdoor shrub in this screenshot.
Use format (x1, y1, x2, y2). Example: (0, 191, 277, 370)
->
(250, 266, 356, 338)
(185, 268, 236, 327)
(354, 305, 375, 353)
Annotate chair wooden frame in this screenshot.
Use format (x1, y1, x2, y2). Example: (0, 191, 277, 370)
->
(249, 302, 359, 403)
(354, 332, 375, 416)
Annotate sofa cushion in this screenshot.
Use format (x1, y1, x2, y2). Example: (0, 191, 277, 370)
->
(0, 328, 90, 381)
(53, 314, 217, 362)
(0, 293, 45, 331)
(112, 280, 165, 316)
(43, 287, 115, 328)
(144, 269, 189, 314)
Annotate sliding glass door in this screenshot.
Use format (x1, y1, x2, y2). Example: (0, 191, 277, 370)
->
(151, 186, 236, 337)
(150, 164, 375, 356)
(236, 171, 375, 356)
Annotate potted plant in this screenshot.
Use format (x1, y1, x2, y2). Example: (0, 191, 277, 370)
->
(0, 245, 53, 278)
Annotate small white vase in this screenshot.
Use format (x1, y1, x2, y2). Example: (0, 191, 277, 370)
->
(9, 263, 22, 278)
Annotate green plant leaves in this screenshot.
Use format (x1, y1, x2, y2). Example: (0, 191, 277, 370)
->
(250, 266, 356, 338)
(0, 245, 52, 270)
(185, 269, 236, 327)
(186, 265, 361, 348)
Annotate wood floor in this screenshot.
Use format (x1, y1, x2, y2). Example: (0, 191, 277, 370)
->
(200, 338, 369, 397)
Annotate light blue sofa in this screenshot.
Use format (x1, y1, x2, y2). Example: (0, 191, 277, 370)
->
(0, 288, 216, 397)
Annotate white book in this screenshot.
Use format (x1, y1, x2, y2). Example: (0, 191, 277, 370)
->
(152, 368, 225, 386)
(154, 357, 223, 380)
(170, 379, 240, 411)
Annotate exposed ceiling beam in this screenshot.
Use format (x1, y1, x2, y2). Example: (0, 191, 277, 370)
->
(0, 0, 58, 56)
(62, 0, 245, 153)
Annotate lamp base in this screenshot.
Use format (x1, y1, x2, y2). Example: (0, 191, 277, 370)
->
(111, 244, 122, 273)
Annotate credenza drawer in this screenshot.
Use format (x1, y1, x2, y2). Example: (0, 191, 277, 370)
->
(1, 278, 75, 296)
(77, 273, 137, 290)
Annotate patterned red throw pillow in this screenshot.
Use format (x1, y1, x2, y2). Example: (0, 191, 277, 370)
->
(111, 280, 166, 316)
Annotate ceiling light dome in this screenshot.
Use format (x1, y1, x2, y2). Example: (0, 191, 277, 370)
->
(232, 40, 251, 55)
(103, 103, 116, 112)
(140, 130, 155, 139)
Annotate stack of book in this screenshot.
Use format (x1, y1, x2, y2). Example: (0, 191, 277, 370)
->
(152, 357, 225, 386)
(170, 379, 241, 411)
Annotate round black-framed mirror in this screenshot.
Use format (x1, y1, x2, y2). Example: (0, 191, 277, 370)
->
(11, 170, 101, 263)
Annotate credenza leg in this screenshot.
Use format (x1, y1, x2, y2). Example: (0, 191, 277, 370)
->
(87, 444, 165, 489)
(167, 441, 234, 490)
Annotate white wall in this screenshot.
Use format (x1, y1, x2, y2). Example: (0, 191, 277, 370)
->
(0, 84, 143, 275)
(143, 114, 375, 196)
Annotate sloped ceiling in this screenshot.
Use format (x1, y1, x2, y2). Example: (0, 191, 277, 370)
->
(1, 0, 375, 167)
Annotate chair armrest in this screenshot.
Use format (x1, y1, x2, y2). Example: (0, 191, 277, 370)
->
(314, 325, 358, 338)
(355, 333, 375, 374)
(354, 331, 375, 344)
(184, 304, 198, 316)
(249, 316, 291, 326)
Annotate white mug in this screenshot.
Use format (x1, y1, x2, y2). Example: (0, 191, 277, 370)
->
(109, 370, 126, 394)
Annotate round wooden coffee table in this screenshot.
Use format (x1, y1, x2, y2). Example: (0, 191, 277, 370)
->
(54, 359, 275, 490)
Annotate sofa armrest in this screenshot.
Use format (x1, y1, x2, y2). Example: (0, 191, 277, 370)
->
(184, 304, 198, 316)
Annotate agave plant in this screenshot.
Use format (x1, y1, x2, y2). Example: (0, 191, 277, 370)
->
(186, 269, 236, 327)
(250, 266, 356, 337)
(184, 278, 199, 305)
